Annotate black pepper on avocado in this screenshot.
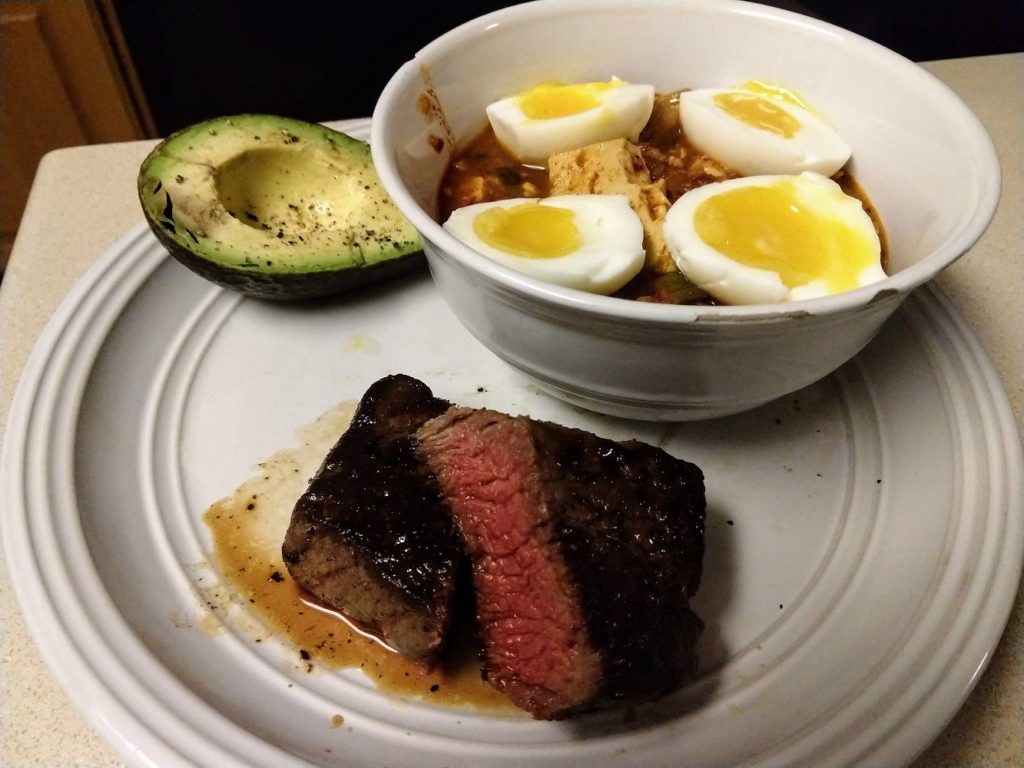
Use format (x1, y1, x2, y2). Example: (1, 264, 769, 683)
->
(137, 114, 423, 300)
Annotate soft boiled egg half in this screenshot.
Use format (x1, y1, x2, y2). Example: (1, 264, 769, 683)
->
(679, 80, 852, 177)
(486, 78, 655, 164)
(662, 172, 886, 305)
(443, 194, 645, 294)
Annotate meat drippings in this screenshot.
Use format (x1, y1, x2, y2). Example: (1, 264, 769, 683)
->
(200, 399, 517, 713)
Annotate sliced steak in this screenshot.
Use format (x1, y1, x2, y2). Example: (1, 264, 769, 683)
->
(281, 374, 463, 665)
(415, 406, 705, 719)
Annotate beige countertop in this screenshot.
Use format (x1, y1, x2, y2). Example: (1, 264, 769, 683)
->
(1, 53, 1021, 767)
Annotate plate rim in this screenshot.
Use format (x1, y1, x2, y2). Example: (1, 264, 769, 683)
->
(2, 121, 1021, 768)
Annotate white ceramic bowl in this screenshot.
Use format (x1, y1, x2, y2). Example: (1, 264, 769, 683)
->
(371, 0, 1000, 421)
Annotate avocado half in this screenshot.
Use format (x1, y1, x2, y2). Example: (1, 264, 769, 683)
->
(138, 114, 424, 300)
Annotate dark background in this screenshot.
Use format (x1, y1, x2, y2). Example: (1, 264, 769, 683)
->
(111, 0, 1023, 137)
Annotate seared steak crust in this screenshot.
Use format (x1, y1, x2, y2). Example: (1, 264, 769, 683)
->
(529, 418, 705, 709)
(281, 374, 462, 664)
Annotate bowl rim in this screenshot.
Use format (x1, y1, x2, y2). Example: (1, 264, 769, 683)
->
(371, 0, 1002, 324)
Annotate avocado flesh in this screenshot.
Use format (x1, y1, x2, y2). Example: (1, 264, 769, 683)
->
(138, 114, 423, 300)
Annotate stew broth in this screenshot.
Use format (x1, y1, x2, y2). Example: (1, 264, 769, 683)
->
(438, 90, 888, 304)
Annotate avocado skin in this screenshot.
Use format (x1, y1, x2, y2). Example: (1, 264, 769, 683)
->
(151, 221, 424, 301)
(138, 114, 425, 301)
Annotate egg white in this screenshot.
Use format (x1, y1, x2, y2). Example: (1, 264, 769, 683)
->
(662, 172, 886, 305)
(486, 79, 655, 164)
(678, 84, 851, 177)
(443, 194, 645, 294)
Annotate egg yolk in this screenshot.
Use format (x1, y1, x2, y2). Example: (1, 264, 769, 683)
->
(739, 80, 819, 117)
(713, 91, 800, 138)
(473, 204, 582, 258)
(694, 181, 878, 293)
(517, 80, 620, 119)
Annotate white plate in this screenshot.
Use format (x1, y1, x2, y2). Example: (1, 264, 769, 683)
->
(2, 119, 1022, 768)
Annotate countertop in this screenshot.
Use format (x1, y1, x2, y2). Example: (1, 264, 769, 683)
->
(1, 53, 1021, 767)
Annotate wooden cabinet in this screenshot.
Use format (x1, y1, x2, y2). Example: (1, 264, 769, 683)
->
(0, 0, 154, 271)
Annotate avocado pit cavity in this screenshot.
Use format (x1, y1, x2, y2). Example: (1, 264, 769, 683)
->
(217, 146, 352, 240)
